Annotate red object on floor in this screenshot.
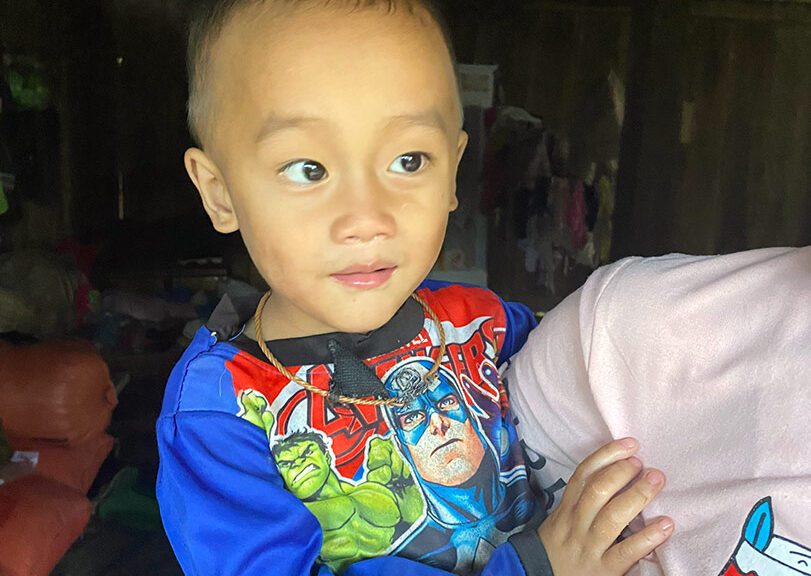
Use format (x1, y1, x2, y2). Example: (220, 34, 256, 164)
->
(9, 433, 114, 493)
(0, 475, 92, 576)
(0, 340, 117, 444)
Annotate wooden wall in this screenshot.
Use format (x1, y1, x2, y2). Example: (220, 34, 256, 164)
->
(446, 0, 632, 172)
(445, 0, 810, 308)
(614, 0, 811, 257)
(104, 0, 195, 226)
(444, 1, 634, 307)
(2, 0, 808, 277)
(1, 0, 230, 265)
(0, 0, 71, 248)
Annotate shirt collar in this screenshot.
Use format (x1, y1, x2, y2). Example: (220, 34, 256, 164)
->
(207, 293, 424, 365)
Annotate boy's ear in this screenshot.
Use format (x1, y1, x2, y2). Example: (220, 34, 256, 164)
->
(184, 147, 239, 233)
(456, 130, 469, 164)
(449, 130, 469, 211)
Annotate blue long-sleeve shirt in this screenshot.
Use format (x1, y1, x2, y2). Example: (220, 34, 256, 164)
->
(157, 282, 552, 575)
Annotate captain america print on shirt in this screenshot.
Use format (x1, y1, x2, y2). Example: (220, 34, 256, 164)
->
(379, 357, 536, 573)
(232, 304, 536, 574)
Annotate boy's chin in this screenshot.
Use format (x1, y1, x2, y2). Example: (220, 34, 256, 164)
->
(327, 299, 407, 334)
(332, 311, 396, 335)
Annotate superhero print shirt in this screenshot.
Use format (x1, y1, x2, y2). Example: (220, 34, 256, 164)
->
(157, 282, 551, 576)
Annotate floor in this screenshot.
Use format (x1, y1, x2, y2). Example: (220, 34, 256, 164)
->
(51, 518, 181, 576)
(52, 350, 183, 576)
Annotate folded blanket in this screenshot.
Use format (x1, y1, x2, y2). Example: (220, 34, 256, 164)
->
(505, 247, 811, 576)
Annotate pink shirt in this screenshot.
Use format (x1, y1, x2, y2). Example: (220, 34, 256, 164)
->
(506, 247, 811, 575)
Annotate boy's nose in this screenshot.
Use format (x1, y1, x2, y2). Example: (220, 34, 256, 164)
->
(330, 184, 396, 244)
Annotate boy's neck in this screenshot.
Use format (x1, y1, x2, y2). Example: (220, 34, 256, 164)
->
(233, 296, 425, 367)
(249, 296, 342, 342)
(245, 304, 370, 342)
(248, 289, 417, 342)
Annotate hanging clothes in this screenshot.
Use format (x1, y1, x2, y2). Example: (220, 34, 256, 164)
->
(595, 173, 616, 264)
(566, 181, 588, 252)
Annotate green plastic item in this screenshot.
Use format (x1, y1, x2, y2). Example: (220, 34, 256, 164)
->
(96, 466, 162, 531)
(0, 179, 8, 216)
(6, 56, 50, 110)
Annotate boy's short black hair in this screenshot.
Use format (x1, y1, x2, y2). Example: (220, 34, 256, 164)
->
(186, 0, 457, 147)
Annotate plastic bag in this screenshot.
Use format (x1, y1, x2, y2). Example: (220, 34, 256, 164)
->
(9, 433, 113, 493)
(0, 250, 79, 338)
(0, 450, 37, 486)
(0, 475, 91, 576)
(0, 419, 11, 464)
(0, 340, 117, 444)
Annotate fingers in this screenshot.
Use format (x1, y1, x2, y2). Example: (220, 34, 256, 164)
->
(561, 438, 639, 510)
(366, 438, 396, 485)
(588, 468, 667, 549)
(366, 437, 391, 470)
(367, 465, 392, 484)
(389, 447, 405, 478)
(537, 438, 672, 575)
(604, 516, 674, 574)
(573, 456, 644, 533)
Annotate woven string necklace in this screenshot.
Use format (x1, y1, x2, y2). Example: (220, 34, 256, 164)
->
(253, 291, 446, 407)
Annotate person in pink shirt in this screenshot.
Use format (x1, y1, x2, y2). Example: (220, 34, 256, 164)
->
(506, 246, 811, 576)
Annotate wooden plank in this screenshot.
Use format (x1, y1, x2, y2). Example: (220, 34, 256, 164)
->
(690, 0, 811, 24)
(523, 0, 633, 14)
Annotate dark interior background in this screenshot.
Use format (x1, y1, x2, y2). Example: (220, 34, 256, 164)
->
(0, 1, 808, 574)
(1, 0, 809, 315)
(1, 0, 809, 308)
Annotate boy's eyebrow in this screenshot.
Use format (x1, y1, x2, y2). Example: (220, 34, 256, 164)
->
(255, 109, 451, 143)
(386, 109, 450, 134)
(255, 115, 322, 143)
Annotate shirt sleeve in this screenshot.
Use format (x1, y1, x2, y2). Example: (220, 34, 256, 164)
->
(497, 297, 538, 363)
(157, 410, 326, 575)
(418, 278, 538, 365)
(157, 410, 530, 576)
(343, 545, 529, 576)
(508, 529, 555, 576)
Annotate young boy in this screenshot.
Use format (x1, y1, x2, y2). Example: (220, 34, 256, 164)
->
(156, 1, 673, 574)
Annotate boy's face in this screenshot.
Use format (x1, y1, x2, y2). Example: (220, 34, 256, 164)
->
(187, 5, 467, 338)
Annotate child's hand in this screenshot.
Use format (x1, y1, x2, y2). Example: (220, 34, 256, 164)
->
(537, 438, 673, 575)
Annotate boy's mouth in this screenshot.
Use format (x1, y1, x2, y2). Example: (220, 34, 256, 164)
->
(331, 262, 396, 289)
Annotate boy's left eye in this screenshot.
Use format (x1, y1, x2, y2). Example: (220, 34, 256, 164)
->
(279, 159, 328, 185)
(389, 152, 429, 174)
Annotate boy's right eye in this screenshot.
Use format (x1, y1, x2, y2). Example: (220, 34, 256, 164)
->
(279, 160, 328, 185)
